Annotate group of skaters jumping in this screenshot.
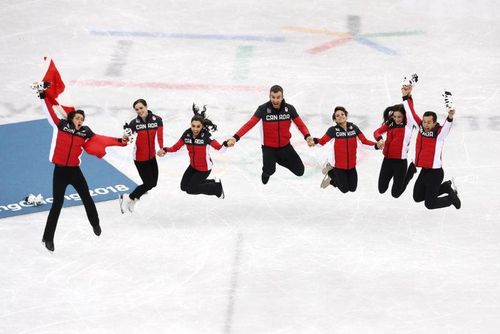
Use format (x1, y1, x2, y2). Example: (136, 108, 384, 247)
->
(33, 74, 461, 252)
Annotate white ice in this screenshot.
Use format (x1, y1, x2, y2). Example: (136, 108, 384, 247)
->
(1, 0, 500, 333)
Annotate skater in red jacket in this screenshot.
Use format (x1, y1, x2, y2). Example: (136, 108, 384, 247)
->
(314, 106, 379, 193)
(225, 85, 314, 184)
(373, 84, 419, 198)
(36, 85, 127, 252)
(157, 105, 225, 198)
(411, 91, 461, 209)
(120, 99, 163, 213)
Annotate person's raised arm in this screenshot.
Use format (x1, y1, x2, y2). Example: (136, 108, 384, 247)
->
(402, 85, 421, 126)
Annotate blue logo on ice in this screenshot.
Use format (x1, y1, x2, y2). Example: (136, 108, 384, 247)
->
(0, 119, 137, 219)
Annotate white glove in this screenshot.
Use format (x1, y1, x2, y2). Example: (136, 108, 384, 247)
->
(30, 81, 50, 99)
(123, 127, 133, 137)
(25, 193, 44, 206)
(402, 73, 418, 86)
(443, 90, 453, 109)
(128, 132, 137, 144)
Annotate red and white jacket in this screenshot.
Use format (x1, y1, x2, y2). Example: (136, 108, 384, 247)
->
(165, 128, 224, 171)
(43, 97, 94, 167)
(128, 111, 163, 161)
(43, 97, 125, 166)
(315, 122, 377, 170)
(373, 96, 419, 160)
(233, 100, 310, 148)
(412, 113, 453, 169)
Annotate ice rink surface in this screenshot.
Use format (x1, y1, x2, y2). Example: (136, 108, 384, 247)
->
(1, 0, 500, 333)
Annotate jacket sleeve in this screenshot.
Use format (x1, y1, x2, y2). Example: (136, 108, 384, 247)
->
(157, 126, 164, 148)
(210, 139, 226, 152)
(357, 131, 377, 147)
(373, 123, 388, 141)
(164, 138, 185, 153)
(292, 116, 311, 139)
(42, 96, 62, 126)
(403, 95, 421, 127)
(437, 117, 453, 141)
(315, 133, 333, 146)
(234, 115, 260, 140)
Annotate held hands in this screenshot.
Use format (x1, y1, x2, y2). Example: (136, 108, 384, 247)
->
(306, 136, 315, 147)
(225, 137, 236, 147)
(377, 139, 385, 149)
(157, 148, 166, 157)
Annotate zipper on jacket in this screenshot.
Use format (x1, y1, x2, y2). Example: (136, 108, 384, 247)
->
(345, 127, 350, 169)
(386, 128, 392, 157)
(145, 116, 152, 160)
(277, 107, 281, 148)
(65, 135, 74, 166)
(192, 131, 196, 169)
(416, 139, 422, 166)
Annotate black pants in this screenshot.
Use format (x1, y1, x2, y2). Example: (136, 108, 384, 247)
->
(43, 165, 99, 242)
(130, 158, 159, 200)
(328, 167, 358, 193)
(378, 158, 410, 198)
(413, 168, 452, 209)
(262, 144, 304, 177)
(180, 165, 222, 197)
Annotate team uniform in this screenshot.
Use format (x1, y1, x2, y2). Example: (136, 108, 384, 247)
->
(315, 123, 378, 193)
(373, 95, 418, 198)
(232, 100, 311, 181)
(411, 110, 458, 209)
(41, 97, 123, 248)
(126, 111, 163, 201)
(165, 128, 224, 197)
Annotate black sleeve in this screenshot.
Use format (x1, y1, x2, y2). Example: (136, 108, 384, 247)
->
(253, 105, 264, 119)
(288, 104, 299, 119)
(86, 126, 95, 139)
(326, 126, 336, 138)
(156, 115, 163, 126)
(351, 123, 361, 135)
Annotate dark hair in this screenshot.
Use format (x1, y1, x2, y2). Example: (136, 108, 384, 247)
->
(68, 109, 85, 120)
(423, 111, 437, 123)
(133, 98, 147, 109)
(383, 104, 406, 125)
(270, 85, 283, 94)
(192, 103, 217, 132)
(332, 106, 348, 121)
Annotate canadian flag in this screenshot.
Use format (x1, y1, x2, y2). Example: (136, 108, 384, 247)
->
(40, 57, 75, 117)
(39, 57, 125, 158)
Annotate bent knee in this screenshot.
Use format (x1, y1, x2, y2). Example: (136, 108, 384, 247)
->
(392, 190, 403, 198)
(424, 200, 436, 209)
(145, 182, 157, 190)
(413, 193, 424, 202)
